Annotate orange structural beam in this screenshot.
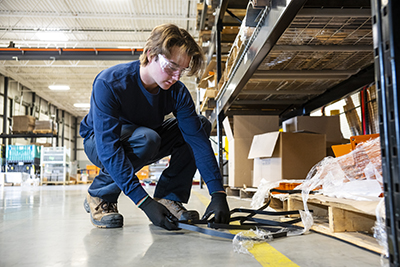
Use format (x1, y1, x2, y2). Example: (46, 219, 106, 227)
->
(0, 47, 143, 60)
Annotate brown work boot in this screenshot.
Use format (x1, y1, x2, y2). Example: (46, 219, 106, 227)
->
(156, 198, 199, 221)
(84, 193, 123, 228)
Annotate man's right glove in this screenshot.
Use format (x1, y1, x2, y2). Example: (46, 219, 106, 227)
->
(139, 197, 180, 230)
(201, 192, 230, 224)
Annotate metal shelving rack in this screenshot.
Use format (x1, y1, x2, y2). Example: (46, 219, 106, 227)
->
(206, 0, 374, 126)
(371, 0, 400, 265)
(40, 146, 70, 185)
(200, 0, 374, 170)
(199, 0, 399, 262)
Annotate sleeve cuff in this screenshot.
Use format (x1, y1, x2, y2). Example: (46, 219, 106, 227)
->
(205, 179, 225, 195)
(126, 185, 149, 205)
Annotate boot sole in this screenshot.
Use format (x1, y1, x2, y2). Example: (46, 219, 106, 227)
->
(84, 198, 123, 228)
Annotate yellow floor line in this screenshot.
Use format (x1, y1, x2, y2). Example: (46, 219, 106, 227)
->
(192, 191, 299, 267)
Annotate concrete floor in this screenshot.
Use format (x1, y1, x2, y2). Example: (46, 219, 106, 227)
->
(0, 184, 383, 267)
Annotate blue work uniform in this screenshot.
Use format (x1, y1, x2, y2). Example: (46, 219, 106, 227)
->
(79, 60, 224, 204)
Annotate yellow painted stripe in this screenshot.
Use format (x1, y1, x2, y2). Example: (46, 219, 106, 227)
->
(192, 190, 211, 206)
(192, 190, 299, 267)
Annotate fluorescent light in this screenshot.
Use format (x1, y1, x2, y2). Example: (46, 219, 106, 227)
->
(48, 85, 70, 90)
(37, 31, 68, 41)
(74, 103, 90, 108)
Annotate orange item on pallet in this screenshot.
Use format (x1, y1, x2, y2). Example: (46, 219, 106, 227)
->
(271, 182, 302, 194)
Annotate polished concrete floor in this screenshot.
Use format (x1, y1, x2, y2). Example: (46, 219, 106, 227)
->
(0, 184, 383, 267)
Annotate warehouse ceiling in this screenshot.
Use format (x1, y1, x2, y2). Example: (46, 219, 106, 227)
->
(0, 0, 200, 117)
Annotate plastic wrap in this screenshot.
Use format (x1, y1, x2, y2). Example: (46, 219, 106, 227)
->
(251, 179, 281, 209)
(232, 229, 274, 255)
(251, 179, 306, 209)
(297, 137, 387, 254)
(297, 137, 383, 201)
(247, 137, 383, 254)
(373, 198, 389, 266)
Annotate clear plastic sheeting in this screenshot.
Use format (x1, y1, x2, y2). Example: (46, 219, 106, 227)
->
(232, 228, 274, 255)
(297, 137, 387, 260)
(250, 137, 384, 239)
(373, 198, 389, 266)
(251, 179, 305, 209)
(297, 137, 382, 201)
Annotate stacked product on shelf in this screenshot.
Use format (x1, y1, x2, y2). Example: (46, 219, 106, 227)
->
(6, 145, 41, 173)
(33, 120, 57, 134)
(5, 144, 41, 184)
(12, 115, 36, 133)
(40, 147, 70, 185)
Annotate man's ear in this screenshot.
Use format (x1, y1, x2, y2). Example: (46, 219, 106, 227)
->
(147, 50, 155, 63)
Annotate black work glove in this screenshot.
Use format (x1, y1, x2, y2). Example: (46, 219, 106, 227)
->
(201, 192, 230, 224)
(139, 197, 180, 230)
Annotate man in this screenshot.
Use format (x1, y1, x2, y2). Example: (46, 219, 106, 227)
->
(80, 24, 230, 230)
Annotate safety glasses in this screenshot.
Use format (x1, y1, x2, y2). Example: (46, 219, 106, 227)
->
(158, 54, 190, 77)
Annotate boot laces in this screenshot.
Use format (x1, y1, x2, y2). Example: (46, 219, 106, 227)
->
(95, 200, 118, 213)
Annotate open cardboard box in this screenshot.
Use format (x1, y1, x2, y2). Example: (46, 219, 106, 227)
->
(223, 115, 279, 188)
(248, 132, 326, 187)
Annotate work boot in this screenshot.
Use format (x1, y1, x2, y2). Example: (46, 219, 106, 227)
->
(156, 198, 199, 221)
(84, 193, 123, 228)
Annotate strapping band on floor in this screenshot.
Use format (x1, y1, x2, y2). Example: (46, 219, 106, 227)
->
(176, 190, 315, 241)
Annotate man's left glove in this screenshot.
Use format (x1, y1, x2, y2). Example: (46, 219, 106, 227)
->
(201, 192, 230, 224)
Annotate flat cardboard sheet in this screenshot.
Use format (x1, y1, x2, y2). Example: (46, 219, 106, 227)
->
(248, 132, 280, 159)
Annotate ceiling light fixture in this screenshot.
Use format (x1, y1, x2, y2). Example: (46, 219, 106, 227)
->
(74, 103, 90, 108)
(37, 31, 68, 42)
(48, 85, 70, 90)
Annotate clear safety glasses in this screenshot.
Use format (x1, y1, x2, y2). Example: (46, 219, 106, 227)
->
(158, 54, 191, 77)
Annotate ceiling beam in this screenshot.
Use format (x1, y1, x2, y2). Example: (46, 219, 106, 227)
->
(0, 48, 142, 61)
(0, 40, 147, 48)
(0, 11, 197, 20)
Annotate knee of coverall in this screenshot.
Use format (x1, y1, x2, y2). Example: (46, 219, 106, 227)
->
(123, 126, 162, 161)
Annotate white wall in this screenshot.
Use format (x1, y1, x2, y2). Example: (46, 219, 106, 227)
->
(0, 74, 85, 163)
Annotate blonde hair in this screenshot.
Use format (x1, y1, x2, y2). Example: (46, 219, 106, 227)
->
(139, 24, 204, 77)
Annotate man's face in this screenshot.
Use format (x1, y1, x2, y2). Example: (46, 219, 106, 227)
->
(150, 46, 191, 90)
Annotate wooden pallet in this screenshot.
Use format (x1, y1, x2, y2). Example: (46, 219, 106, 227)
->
(226, 186, 257, 198)
(270, 193, 383, 254)
(41, 180, 74, 186)
(32, 129, 57, 135)
(76, 180, 93, 184)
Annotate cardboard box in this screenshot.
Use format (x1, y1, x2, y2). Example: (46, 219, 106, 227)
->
(12, 115, 36, 132)
(248, 132, 326, 187)
(282, 116, 347, 156)
(34, 120, 57, 134)
(223, 115, 279, 188)
(282, 116, 343, 143)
